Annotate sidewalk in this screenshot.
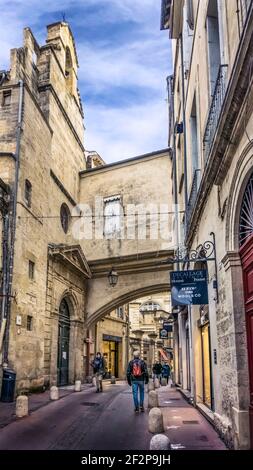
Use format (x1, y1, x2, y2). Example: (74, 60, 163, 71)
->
(0, 383, 92, 429)
(157, 385, 227, 450)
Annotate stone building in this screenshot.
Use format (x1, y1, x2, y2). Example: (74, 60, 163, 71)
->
(0, 23, 174, 394)
(161, 0, 253, 449)
(95, 305, 129, 379)
(128, 292, 173, 373)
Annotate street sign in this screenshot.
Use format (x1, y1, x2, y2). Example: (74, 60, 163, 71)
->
(163, 321, 173, 333)
(170, 269, 208, 306)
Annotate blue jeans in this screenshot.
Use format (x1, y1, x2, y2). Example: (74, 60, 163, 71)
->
(132, 381, 145, 409)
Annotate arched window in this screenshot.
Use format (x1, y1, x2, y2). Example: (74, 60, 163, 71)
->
(139, 301, 161, 313)
(239, 172, 253, 247)
(60, 203, 70, 233)
(65, 47, 72, 77)
(25, 179, 32, 207)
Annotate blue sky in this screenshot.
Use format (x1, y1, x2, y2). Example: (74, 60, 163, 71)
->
(0, 0, 172, 163)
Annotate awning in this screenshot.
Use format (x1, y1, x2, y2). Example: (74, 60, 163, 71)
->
(159, 348, 170, 361)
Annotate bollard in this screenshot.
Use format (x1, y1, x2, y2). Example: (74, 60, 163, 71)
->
(148, 390, 159, 409)
(148, 407, 164, 434)
(150, 434, 171, 450)
(74, 380, 81, 392)
(154, 378, 160, 389)
(16, 395, 28, 418)
(111, 376, 116, 384)
(50, 386, 59, 401)
(148, 381, 155, 392)
(161, 378, 167, 387)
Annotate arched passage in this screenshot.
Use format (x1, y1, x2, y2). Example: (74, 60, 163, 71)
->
(86, 282, 170, 328)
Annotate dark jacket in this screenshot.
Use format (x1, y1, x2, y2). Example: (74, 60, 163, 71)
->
(127, 358, 149, 385)
(162, 364, 170, 377)
(152, 363, 163, 374)
(92, 356, 106, 374)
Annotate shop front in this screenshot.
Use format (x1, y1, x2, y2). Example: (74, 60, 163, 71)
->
(102, 335, 122, 378)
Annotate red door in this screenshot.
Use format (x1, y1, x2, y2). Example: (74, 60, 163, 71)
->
(240, 233, 253, 449)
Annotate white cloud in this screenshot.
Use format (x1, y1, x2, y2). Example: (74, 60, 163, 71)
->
(0, 0, 171, 163)
(85, 99, 169, 163)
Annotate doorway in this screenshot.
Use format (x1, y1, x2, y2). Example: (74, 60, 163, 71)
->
(240, 234, 253, 449)
(103, 340, 119, 378)
(57, 299, 70, 386)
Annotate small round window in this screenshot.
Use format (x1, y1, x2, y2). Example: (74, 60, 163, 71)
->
(60, 203, 70, 233)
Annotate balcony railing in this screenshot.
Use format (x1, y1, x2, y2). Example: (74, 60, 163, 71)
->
(203, 65, 228, 163)
(186, 168, 201, 230)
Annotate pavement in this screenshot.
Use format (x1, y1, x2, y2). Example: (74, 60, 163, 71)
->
(0, 381, 227, 450)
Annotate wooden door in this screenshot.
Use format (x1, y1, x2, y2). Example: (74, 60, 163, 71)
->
(240, 234, 253, 449)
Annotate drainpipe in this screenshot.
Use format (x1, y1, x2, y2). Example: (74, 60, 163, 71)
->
(180, 34, 188, 230)
(2, 79, 24, 364)
(167, 75, 180, 270)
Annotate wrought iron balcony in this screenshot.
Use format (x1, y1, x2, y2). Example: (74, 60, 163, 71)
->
(186, 168, 201, 230)
(203, 64, 228, 163)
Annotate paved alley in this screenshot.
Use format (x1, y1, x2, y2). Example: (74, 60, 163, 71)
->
(0, 382, 226, 450)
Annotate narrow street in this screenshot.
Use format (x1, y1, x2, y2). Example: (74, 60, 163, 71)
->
(0, 383, 226, 451)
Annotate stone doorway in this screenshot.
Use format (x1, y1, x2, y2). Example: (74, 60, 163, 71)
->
(57, 299, 70, 386)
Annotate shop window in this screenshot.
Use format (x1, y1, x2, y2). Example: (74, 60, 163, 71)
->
(27, 315, 33, 331)
(25, 179, 32, 207)
(28, 260, 35, 280)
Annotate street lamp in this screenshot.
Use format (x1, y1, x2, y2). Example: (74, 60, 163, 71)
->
(108, 267, 118, 287)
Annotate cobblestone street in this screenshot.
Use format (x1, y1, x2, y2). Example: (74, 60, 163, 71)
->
(0, 382, 226, 450)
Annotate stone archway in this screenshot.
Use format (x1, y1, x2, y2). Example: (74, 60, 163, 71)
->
(86, 280, 171, 328)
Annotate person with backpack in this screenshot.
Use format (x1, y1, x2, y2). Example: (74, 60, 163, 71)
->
(91, 352, 106, 393)
(127, 350, 149, 413)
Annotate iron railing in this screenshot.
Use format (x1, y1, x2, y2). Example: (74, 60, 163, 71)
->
(203, 65, 228, 163)
(186, 168, 201, 230)
(238, 0, 252, 34)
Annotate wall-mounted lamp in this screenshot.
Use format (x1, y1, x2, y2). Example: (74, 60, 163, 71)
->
(108, 267, 118, 287)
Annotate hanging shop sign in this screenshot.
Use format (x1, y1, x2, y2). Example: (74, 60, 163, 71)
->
(159, 328, 169, 339)
(170, 269, 209, 306)
(163, 321, 173, 333)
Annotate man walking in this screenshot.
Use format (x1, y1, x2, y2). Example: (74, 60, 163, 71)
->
(91, 352, 106, 393)
(127, 350, 149, 413)
(152, 361, 163, 383)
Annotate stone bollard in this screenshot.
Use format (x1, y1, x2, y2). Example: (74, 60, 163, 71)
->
(150, 434, 171, 450)
(50, 386, 59, 401)
(74, 380, 81, 392)
(154, 378, 160, 389)
(148, 390, 159, 409)
(161, 378, 167, 387)
(148, 407, 164, 434)
(111, 376, 116, 384)
(16, 395, 28, 418)
(148, 381, 155, 392)
(92, 376, 97, 387)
